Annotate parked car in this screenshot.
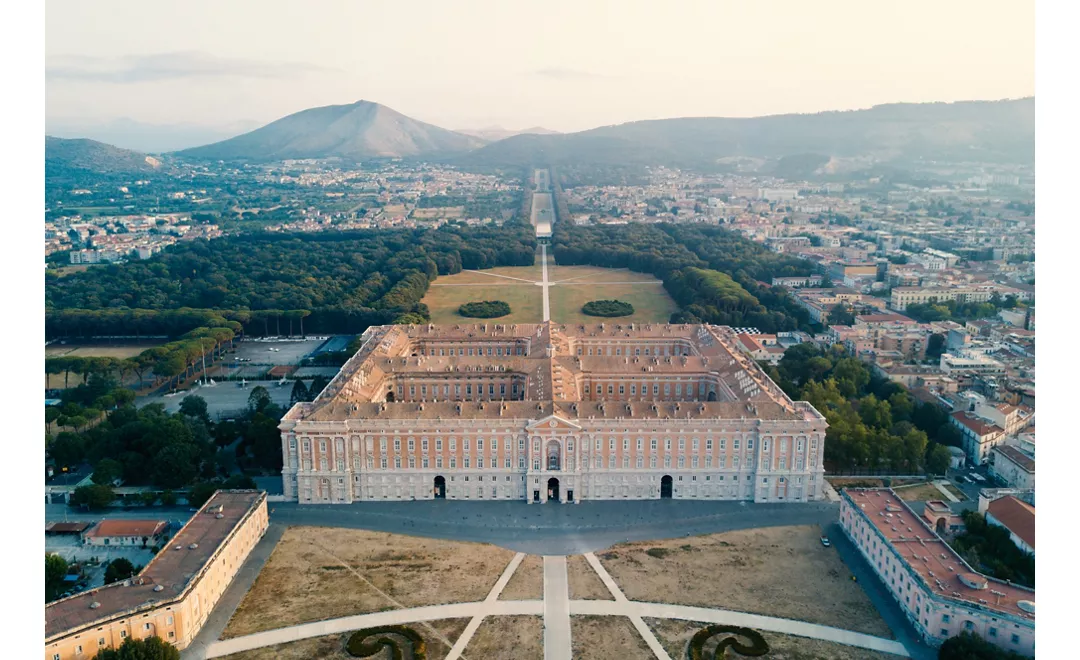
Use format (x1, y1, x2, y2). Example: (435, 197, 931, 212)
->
(820, 536, 831, 547)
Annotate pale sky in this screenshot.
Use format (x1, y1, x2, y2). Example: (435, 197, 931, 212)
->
(46, 0, 1034, 134)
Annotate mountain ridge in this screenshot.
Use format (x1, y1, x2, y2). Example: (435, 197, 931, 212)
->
(177, 100, 485, 161)
(45, 136, 165, 174)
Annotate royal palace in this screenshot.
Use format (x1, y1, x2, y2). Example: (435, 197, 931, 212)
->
(279, 322, 828, 504)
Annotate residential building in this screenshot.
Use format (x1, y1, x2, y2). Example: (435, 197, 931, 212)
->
(45, 491, 268, 660)
(279, 322, 829, 504)
(951, 411, 1005, 464)
(840, 489, 1034, 656)
(890, 286, 993, 312)
(81, 520, 167, 547)
(988, 445, 1035, 490)
(985, 496, 1035, 555)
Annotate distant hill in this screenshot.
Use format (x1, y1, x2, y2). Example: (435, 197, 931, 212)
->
(177, 100, 485, 161)
(45, 136, 164, 175)
(456, 126, 561, 142)
(461, 98, 1035, 169)
(46, 117, 262, 153)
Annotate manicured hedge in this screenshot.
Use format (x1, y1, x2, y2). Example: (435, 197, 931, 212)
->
(345, 626, 426, 660)
(458, 300, 512, 318)
(581, 299, 634, 317)
(687, 625, 769, 659)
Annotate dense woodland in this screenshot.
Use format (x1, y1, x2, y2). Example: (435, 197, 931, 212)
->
(763, 343, 961, 474)
(552, 222, 816, 332)
(46, 222, 537, 338)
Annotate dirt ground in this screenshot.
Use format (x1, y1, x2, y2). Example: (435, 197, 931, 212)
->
(893, 482, 941, 502)
(567, 555, 614, 600)
(499, 554, 543, 600)
(598, 525, 893, 638)
(645, 619, 904, 660)
(571, 615, 652, 659)
(222, 527, 515, 638)
(464, 615, 543, 660)
(218, 619, 470, 660)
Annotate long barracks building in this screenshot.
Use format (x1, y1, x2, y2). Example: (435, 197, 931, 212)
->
(279, 322, 828, 504)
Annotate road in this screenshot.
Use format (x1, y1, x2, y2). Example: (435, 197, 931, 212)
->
(262, 499, 839, 555)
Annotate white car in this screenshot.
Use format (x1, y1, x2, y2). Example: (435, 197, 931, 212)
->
(820, 536, 831, 547)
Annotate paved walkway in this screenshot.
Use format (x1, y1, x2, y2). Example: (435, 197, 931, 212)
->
(584, 553, 671, 660)
(541, 244, 551, 322)
(542, 556, 571, 660)
(932, 480, 961, 503)
(446, 552, 526, 660)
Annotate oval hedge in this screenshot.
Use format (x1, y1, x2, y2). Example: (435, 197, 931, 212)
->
(458, 300, 511, 318)
(345, 625, 426, 660)
(687, 625, 769, 659)
(582, 299, 635, 317)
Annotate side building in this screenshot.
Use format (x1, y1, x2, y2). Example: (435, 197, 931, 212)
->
(45, 490, 268, 660)
(279, 322, 828, 504)
(840, 489, 1034, 656)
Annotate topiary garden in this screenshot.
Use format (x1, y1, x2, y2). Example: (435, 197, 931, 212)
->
(581, 299, 635, 317)
(345, 625, 426, 660)
(687, 625, 769, 659)
(458, 300, 512, 318)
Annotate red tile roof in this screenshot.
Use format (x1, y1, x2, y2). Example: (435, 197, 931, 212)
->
(951, 411, 1004, 437)
(85, 519, 167, 539)
(987, 496, 1035, 550)
(993, 445, 1035, 473)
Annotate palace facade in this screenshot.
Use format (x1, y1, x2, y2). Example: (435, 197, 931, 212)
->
(279, 322, 828, 504)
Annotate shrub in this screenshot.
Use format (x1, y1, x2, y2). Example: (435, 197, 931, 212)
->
(345, 626, 426, 660)
(582, 299, 634, 317)
(458, 300, 511, 318)
(687, 625, 769, 660)
(646, 547, 670, 559)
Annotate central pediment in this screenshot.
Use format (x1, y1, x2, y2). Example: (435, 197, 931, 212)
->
(526, 415, 581, 432)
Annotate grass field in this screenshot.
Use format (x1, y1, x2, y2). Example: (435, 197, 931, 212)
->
(645, 619, 903, 660)
(571, 616, 652, 659)
(598, 525, 893, 638)
(894, 482, 942, 502)
(218, 619, 470, 660)
(421, 261, 676, 325)
(412, 206, 465, 219)
(498, 553, 543, 600)
(423, 265, 544, 325)
(221, 527, 515, 639)
(464, 616, 543, 660)
(45, 342, 165, 389)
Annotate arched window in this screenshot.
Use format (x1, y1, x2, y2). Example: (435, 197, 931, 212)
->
(546, 440, 561, 470)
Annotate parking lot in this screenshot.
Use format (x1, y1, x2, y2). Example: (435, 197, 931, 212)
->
(139, 381, 296, 417)
(229, 337, 330, 365)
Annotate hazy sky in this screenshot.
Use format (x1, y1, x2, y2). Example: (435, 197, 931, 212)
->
(46, 0, 1034, 133)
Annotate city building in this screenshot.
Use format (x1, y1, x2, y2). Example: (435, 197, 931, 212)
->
(889, 286, 993, 312)
(279, 322, 829, 504)
(81, 520, 167, 547)
(988, 445, 1035, 490)
(840, 489, 1034, 656)
(951, 411, 1006, 464)
(44, 491, 268, 660)
(985, 496, 1035, 555)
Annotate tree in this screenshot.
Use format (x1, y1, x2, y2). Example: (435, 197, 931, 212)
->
(828, 303, 856, 325)
(46, 406, 61, 434)
(223, 474, 257, 489)
(179, 395, 210, 424)
(187, 481, 219, 508)
(93, 636, 181, 660)
(288, 378, 310, 406)
(104, 558, 137, 584)
(926, 332, 946, 359)
(46, 554, 69, 601)
(247, 386, 271, 414)
(308, 376, 330, 399)
(70, 484, 115, 510)
(160, 490, 178, 506)
(926, 444, 952, 476)
(938, 631, 1027, 660)
(91, 458, 124, 486)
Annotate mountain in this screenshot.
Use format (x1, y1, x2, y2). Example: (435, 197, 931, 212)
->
(46, 117, 262, 153)
(462, 98, 1035, 169)
(456, 126, 561, 141)
(45, 136, 165, 174)
(177, 100, 485, 161)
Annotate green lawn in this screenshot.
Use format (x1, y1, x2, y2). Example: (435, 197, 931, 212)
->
(422, 263, 676, 325)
